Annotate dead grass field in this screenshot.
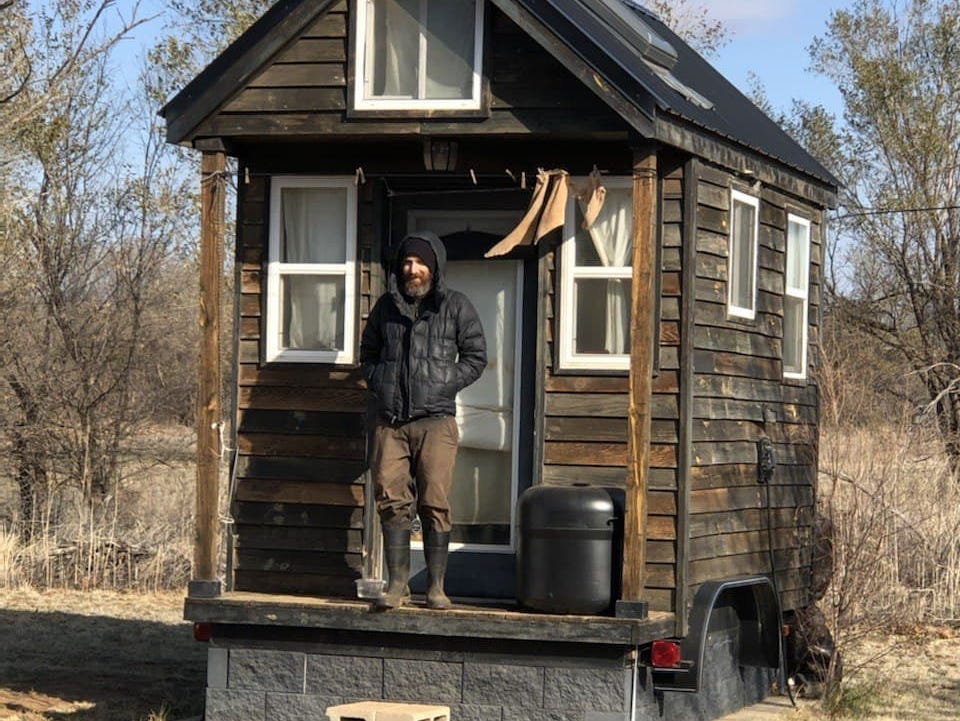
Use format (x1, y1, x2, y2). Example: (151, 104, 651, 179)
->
(0, 589, 205, 721)
(0, 590, 957, 721)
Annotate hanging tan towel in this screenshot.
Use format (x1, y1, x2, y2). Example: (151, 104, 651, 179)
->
(484, 170, 552, 258)
(578, 167, 607, 230)
(536, 171, 569, 240)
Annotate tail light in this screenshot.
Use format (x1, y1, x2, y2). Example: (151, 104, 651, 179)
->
(650, 639, 682, 668)
(193, 622, 212, 642)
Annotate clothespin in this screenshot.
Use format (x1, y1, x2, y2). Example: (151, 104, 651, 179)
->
(506, 169, 516, 183)
(244, 167, 250, 185)
(521, 171, 527, 189)
(469, 169, 477, 185)
(355, 167, 366, 185)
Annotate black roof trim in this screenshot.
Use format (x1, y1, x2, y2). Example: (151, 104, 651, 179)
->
(160, 0, 337, 145)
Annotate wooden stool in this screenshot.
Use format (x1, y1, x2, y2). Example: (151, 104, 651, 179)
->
(325, 701, 451, 721)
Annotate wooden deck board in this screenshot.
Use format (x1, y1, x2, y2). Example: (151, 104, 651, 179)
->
(185, 591, 675, 646)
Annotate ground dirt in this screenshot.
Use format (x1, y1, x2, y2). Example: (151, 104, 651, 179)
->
(0, 589, 204, 721)
(0, 590, 958, 721)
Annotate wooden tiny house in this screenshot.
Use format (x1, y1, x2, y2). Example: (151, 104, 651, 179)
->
(163, 1, 837, 719)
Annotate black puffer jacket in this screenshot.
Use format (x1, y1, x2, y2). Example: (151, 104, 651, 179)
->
(360, 232, 487, 422)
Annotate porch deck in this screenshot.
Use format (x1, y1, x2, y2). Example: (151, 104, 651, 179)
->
(185, 591, 676, 646)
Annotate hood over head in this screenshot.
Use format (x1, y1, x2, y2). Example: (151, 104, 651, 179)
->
(391, 230, 448, 299)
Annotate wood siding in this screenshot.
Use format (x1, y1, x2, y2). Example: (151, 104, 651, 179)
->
(685, 162, 822, 616)
(540, 162, 684, 614)
(193, 3, 626, 141)
(232, 174, 379, 597)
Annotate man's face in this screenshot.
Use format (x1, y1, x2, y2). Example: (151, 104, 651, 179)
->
(402, 254, 433, 298)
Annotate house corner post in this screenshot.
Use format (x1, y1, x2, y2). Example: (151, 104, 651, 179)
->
(191, 148, 226, 598)
(619, 142, 658, 614)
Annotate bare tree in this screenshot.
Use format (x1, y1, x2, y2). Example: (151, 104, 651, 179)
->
(802, 0, 960, 478)
(637, 0, 730, 57)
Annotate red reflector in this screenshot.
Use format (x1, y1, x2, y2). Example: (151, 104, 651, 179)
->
(651, 639, 682, 668)
(194, 622, 212, 642)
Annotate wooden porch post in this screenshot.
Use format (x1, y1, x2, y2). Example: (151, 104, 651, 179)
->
(190, 148, 226, 598)
(619, 142, 658, 615)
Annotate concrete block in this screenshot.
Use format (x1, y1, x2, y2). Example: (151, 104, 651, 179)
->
(462, 662, 543, 707)
(544, 666, 625, 712)
(501, 708, 577, 721)
(207, 647, 229, 689)
(229, 648, 306, 692)
(307, 654, 384, 697)
(448, 703, 503, 721)
(205, 688, 265, 721)
(325, 700, 450, 721)
(266, 692, 342, 721)
(383, 658, 462, 704)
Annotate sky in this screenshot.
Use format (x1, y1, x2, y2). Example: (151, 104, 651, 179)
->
(697, 0, 853, 118)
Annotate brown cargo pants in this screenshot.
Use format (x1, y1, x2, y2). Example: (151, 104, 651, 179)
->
(370, 415, 460, 532)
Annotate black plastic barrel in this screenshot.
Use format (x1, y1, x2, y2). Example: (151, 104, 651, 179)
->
(517, 485, 617, 614)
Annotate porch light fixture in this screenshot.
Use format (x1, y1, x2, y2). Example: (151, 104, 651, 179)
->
(423, 139, 459, 172)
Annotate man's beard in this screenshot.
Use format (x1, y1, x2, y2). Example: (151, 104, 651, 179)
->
(403, 275, 432, 299)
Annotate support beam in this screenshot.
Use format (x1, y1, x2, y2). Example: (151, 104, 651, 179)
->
(619, 143, 659, 613)
(191, 150, 226, 598)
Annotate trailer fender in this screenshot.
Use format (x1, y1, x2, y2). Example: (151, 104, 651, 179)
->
(651, 575, 784, 693)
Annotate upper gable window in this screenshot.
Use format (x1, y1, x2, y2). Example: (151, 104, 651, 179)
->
(354, 0, 485, 110)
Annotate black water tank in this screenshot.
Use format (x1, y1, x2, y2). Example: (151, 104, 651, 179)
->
(517, 485, 616, 614)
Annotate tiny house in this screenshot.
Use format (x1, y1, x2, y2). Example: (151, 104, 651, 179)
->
(162, 1, 838, 719)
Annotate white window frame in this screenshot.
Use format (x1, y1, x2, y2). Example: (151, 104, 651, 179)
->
(558, 176, 633, 371)
(265, 176, 357, 364)
(727, 189, 760, 320)
(353, 0, 485, 111)
(783, 214, 811, 380)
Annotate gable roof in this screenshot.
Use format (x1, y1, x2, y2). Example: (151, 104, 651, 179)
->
(161, 0, 837, 188)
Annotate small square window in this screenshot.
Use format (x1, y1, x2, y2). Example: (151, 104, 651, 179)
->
(559, 178, 633, 371)
(354, 0, 484, 110)
(783, 214, 811, 379)
(727, 190, 759, 319)
(265, 177, 357, 364)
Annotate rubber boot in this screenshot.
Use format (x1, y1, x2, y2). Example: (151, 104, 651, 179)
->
(424, 529, 452, 610)
(376, 527, 411, 609)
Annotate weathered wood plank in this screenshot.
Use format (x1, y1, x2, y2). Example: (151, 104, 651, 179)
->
(236, 456, 366, 483)
(235, 525, 363, 553)
(237, 548, 363, 575)
(693, 326, 781, 359)
(692, 397, 817, 423)
(647, 515, 677, 540)
(690, 485, 814, 514)
(238, 364, 365, 387)
(248, 63, 346, 88)
(237, 433, 365, 459)
(239, 387, 368, 411)
(234, 570, 358, 597)
(688, 528, 809, 562)
(545, 393, 678, 419)
(692, 350, 781, 380)
(544, 417, 677, 444)
(688, 506, 813, 537)
(236, 479, 364, 506)
(225, 87, 347, 112)
(690, 552, 810, 586)
(543, 442, 677, 468)
(694, 375, 817, 405)
(275, 38, 346, 63)
(540, 465, 678, 491)
(690, 463, 815, 490)
(235, 501, 364, 529)
(543, 371, 679, 394)
(239, 409, 366, 436)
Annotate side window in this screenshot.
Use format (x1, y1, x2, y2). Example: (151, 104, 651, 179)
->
(265, 176, 357, 364)
(558, 177, 633, 371)
(727, 189, 759, 319)
(783, 214, 811, 379)
(354, 0, 484, 111)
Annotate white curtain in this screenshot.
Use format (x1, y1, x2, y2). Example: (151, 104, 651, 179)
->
(281, 188, 345, 350)
(376, 0, 419, 97)
(578, 187, 632, 354)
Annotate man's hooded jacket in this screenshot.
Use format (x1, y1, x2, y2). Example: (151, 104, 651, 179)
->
(360, 231, 487, 423)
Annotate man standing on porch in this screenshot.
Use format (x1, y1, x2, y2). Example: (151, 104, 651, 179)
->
(360, 231, 487, 610)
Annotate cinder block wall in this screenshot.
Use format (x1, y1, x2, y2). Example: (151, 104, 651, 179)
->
(201, 624, 773, 721)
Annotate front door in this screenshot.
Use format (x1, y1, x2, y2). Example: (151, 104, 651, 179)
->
(406, 208, 530, 599)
